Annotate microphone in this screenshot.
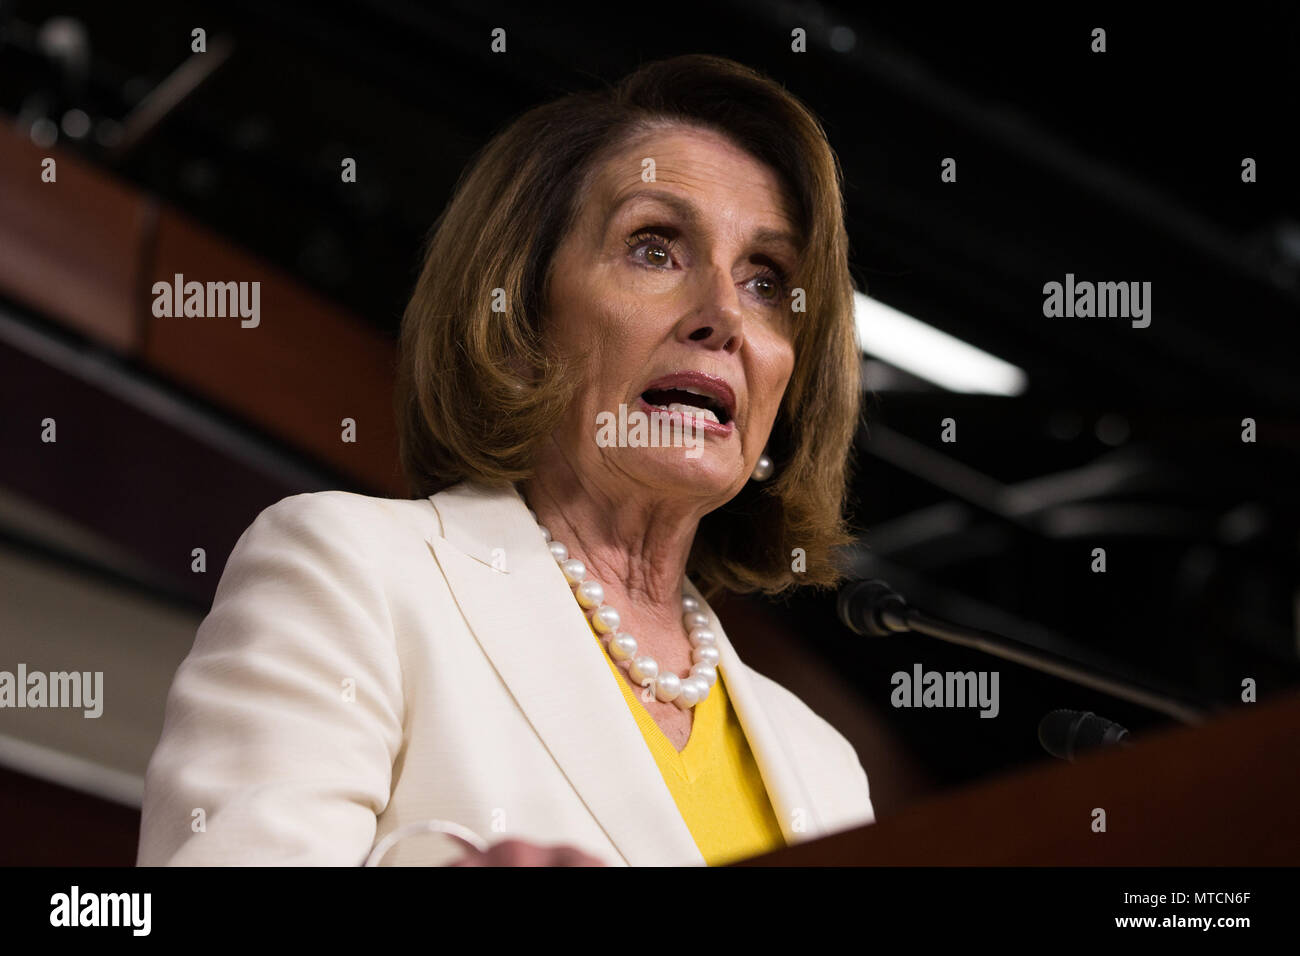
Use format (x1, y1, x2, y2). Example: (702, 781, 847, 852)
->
(836, 578, 910, 638)
(1038, 709, 1132, 761)
(837, 578, 1206, 725)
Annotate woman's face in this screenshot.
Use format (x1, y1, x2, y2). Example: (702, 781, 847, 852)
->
(540, 124, 800, 507)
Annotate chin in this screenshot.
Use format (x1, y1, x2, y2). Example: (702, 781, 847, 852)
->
(624, 447, 741, 498)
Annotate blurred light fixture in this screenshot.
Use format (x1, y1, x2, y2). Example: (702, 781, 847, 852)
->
(853, 291, 1028, 396)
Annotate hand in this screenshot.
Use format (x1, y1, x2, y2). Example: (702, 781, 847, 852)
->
(449, 837, 607, 866)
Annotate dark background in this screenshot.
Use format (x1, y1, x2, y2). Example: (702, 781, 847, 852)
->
(1, 0, 1298, 862)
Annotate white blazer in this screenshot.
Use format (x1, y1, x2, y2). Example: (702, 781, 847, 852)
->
(137, 480, 874, 866)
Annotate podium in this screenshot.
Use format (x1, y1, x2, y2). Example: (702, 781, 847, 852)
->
(735, 690, 1300, 865)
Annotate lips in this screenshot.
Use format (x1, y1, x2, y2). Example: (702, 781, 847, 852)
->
(634, 394, 734, 438)
(639, 371, 737, 425)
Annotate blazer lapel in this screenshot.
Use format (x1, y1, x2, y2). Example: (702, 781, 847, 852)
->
(684, 575, 835, 849)
(425, 481, 705, 867)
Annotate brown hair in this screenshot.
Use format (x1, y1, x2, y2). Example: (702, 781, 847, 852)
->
(395, 54, 862, 599)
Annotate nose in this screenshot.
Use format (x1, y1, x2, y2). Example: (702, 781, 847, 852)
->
(679, 264, 743, 354)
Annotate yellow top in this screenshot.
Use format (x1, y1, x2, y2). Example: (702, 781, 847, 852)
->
(589, 621, 786, 866)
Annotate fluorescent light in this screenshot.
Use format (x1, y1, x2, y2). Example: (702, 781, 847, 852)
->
(853, 291, 1028, 396)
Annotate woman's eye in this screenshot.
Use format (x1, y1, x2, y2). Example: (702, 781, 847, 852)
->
(625, 229, 678, 268)
(751, 269, 788, 302)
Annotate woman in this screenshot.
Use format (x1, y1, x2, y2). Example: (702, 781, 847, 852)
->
(137, 53, 873, 867)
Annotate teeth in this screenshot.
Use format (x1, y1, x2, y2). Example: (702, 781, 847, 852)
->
(679, 386, 724, 408)
(666, 402, 720, 424)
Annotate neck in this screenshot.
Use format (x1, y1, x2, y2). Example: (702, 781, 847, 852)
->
(518, 465, 707, 630)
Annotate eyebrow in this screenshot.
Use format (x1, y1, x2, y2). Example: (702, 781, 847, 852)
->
(606, 187, 803, 256)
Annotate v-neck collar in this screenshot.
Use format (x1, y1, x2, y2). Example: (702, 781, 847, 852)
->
(588, 620, 724, 783)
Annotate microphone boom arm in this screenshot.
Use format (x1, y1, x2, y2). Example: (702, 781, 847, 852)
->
(840, 579, 1207, 726)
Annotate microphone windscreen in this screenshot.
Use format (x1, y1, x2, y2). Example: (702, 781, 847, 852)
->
(1038, 709, 1127, 760)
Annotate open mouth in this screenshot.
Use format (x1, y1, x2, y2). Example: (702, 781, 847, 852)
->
(640, 388, 732, 426)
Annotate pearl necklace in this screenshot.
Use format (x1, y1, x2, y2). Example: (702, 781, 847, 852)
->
(524, 507, 720, 709)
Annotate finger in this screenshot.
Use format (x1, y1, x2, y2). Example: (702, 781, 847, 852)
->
(549, 846, 599, 867)
(490, 840, 550, 866)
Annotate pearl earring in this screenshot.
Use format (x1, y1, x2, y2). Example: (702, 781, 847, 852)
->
(750, 452, 774, 482)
